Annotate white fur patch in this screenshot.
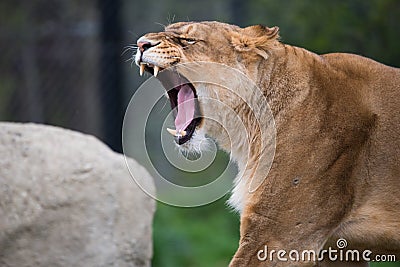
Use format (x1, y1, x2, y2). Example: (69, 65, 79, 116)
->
(176, 128, 211, 156)
(177, 127, 247, 214)
(227, 171, 247, 213)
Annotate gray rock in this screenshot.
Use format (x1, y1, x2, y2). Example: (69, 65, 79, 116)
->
(0, 123, 155, 267)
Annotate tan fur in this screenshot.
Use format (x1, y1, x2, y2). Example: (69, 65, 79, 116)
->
(136, 21, 400, 266)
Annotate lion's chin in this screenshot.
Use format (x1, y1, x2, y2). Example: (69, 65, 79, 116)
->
(174, 128, 211, 155)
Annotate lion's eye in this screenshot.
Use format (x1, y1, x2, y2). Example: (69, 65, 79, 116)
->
(180, 38, 196, 45)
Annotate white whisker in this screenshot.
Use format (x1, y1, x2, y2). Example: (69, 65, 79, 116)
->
(158, 97, 170, 114)
(121, 46, 138, 56)
(155, 22, 167, 29)
(127, 31, 139, 38)
(167, 14, 176, 25)
(125, 57, 136, 64)
(130, 58, 136, 68)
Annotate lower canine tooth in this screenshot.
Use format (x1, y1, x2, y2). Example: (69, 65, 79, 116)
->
(166, 128, 187, 137)
(139, 64, 145, 76)
(167, 128, 177, 136)
(154, 66, 159, 77)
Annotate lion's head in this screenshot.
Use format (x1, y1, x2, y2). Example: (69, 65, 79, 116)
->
(134, 21, 279, 157)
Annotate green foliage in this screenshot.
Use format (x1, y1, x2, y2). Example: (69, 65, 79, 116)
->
(247, 0, 400, 67)
(152, 198, 240, 267)
(371, 263, 400, 267)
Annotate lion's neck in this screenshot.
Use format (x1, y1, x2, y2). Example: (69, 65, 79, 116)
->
(258, 44, 322, 117)
(227, 44, 324, 213)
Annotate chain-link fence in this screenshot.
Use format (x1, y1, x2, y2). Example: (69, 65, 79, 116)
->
(0, 0, 235, 152)
(0, 0, 121, 151)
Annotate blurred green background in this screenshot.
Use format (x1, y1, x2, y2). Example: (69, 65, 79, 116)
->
(0, 0, 399, 266)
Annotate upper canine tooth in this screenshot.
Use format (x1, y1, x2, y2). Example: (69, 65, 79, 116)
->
(167, 128, 177, 136)
(154, 66, 160, 77)
(139, 64, 145, 76)
(179, 130, 187, 136)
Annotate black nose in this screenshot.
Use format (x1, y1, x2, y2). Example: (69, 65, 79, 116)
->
(137, 41, 154, 52)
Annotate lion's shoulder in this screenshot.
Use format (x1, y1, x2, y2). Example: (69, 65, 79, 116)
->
(321, 53, 399, 74)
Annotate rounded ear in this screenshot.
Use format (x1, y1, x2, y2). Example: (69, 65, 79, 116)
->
(265, 26, 280, 40)
(231, 25, 280, 59)
(242, 25, 280, 40)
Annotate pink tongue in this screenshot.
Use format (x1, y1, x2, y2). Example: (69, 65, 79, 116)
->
(175, 84, 195, 132)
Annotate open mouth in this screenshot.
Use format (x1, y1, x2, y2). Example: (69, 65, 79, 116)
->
(138, 62, 202, 145)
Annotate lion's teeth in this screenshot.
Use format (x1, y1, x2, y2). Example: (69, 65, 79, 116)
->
(166, 128, 187, 137)
(154, 66, 159, 77)
(139, 64, 145, 76)
(167, 128, 177, 136)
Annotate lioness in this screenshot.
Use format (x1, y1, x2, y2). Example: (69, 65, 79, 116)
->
(134, 21, 400, 266)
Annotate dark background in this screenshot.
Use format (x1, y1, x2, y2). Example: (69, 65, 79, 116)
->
(0, 0, 399, 266)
